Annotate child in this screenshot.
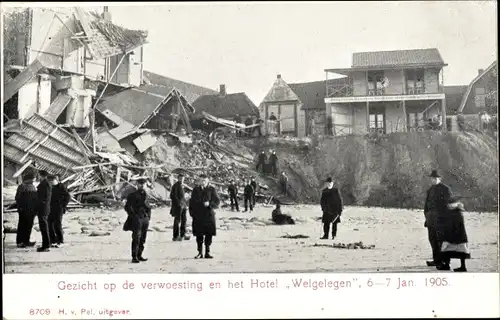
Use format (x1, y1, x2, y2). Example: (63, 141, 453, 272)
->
(440, 196, 471, 272)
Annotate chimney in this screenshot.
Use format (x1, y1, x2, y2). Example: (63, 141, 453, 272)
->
(277, 74, 282, 79)
(102, 6, 112, 21)
(219, 84, 226, 96)
(478, 69, 484, 75)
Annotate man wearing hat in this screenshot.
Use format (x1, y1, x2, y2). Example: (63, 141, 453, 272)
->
(256, 151, 267, 173)
(250, 176, 258, 207)
(227, 179, 239, 212)
(320, 177, 343, 240)
(170, 173, 188, 241)
(123, 178, 151, 263)
(15, 172, 38, 248)
(424, 169, 452, 270)
(48, 175, 71, 247)
(189, 174, 220, 259)
(36, 170, 52, 252)
(243, 178, 254, 213)
(268, 150, 278, 177)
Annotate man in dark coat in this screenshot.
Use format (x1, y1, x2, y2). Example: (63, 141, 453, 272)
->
(123, 178, 151, 263)
(234, 114, 242, 137)
(243, 179, 254, 213)
(271, 202, 295, 225)
(15, 172, 38, 248)
(250, 176, 258, 207)
(269, 150, 278, 177)
(227, 179, 239, 212)
(48, 175, 70, 247)
(244, 117, 254, 136)
(424, 170, 452, 270)
(170, 174, 188, 241)
(36, 170, 52, 252)
(279, 172, 289, 195)
(320, 177, 343, 240)
(189, 174, 220, 259)
(256, 151, 267, 173)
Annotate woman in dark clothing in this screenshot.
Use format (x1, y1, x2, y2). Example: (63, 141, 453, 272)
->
(271, 202, 295, 225)
(439, 196, 471, 272)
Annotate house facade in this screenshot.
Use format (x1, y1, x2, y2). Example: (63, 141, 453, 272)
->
(258, 75, 307, 137)
(3, 7, 147, 128)
(324, 48, 447, 135)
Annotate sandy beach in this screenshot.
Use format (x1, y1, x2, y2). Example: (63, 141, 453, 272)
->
(3, 205, 498, 273)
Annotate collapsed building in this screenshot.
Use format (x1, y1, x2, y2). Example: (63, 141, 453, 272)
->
(3, 6, 273, 212)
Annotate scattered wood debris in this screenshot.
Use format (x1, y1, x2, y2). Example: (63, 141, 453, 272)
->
(312, 242, 376, 249)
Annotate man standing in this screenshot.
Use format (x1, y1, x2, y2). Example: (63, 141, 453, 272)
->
(245, 117, 254, 136)
(243, 179, 254, 213)
(250, 176, 258, 207)
(320, 177, 343, 240)
(279, 172, 289, 195)
(170, 173, 188, 241)
(48, 175, 70, 247)
(36, 170, 52, 252)
(269, 150, 278, 177)
(15, 173, 38, 248)
(227, 179, 239, 212)
(234, 114, 242, 137)
(123, 178, 151, 263)
(424, 170, 452, 270)
(189, 174, 220, 259)
(256, 151, 267, 173)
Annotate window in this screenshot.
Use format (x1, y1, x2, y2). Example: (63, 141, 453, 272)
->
(406, 69, 425, 94)
(407, 112, 424, 128)
(369, 112, 385, 131)
(475, 87, 486, 108)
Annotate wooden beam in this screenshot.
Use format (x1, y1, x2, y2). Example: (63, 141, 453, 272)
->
(13, 160, 34, 179)
(71, 128, 91, 164)
(402, 100, 407, 132)
(441, 98, 447, 131)
(366, 101, 370, 133)
(3, 59, 45, 103)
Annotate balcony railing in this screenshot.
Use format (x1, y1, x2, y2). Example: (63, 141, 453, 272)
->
(326, 82, 444, 98)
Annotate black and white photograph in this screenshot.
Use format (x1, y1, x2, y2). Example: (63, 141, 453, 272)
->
(2, 2, 498, 278)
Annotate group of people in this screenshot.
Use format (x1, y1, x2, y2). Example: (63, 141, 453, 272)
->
(15, 170, 70, 252)
(423, 170, 470, 272)
(124, 174, 220, 262)
(227, 176, 259, 213)
(256, 150, 279, 176)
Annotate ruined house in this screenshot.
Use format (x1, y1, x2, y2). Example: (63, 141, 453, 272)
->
(191, 84, 259, 131)
(324, 48, 448, 135)
(3, 6, 148, 182)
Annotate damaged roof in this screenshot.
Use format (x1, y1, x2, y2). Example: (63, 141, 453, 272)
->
(288, 78, 346, 110)
(97, 86, 194, 128)
(143, 71, 218, 104)
(192, 92, 259, 120)
(352, 48, 446, 68)
(3, 113, 89, 176)
(74, 8, 148, 60)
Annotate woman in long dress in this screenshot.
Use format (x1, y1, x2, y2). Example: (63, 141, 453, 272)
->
(439, 196, 471, 272)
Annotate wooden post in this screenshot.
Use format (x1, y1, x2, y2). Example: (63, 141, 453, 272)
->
(441, 98, 447, 131)
(366, 101, 370, 133)
(402, 100, 407, 132)
(294, 103, 298, 137)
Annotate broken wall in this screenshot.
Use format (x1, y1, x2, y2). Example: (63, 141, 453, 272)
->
(17, 74, 52, 119)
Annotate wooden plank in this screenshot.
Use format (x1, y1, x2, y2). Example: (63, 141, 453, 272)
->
(133, 131, 157, 153)
(71, 128, 91, 164)
(44, 93, 73, 121)
(3, 59, 44, 103)
(12, 160, 33, 179)
(174, 90, 194, 133)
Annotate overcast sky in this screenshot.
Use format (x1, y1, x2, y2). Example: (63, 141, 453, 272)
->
(9, 2, 498, 104)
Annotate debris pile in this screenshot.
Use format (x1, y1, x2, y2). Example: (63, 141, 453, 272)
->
(312, 241, 376, 250)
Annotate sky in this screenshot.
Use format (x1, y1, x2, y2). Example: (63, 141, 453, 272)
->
(9, 1, 498, 105)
